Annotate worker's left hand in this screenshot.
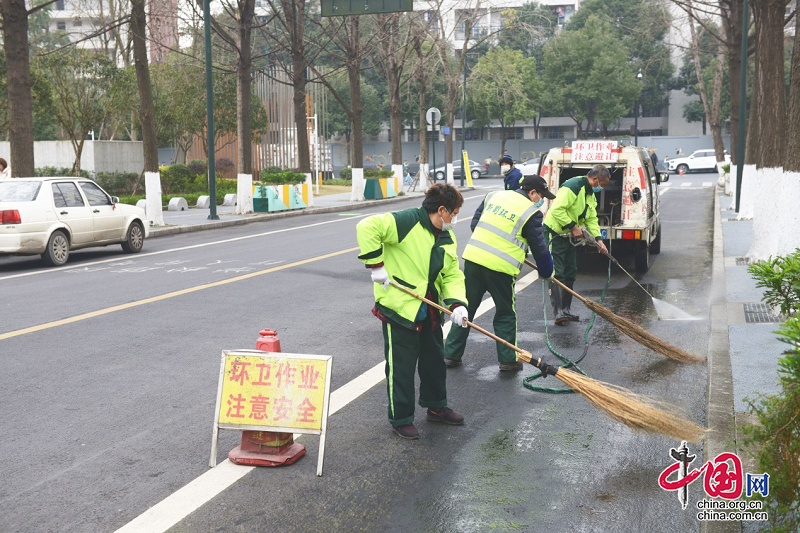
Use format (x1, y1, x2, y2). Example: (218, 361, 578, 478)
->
(596, 239, 608, 255)
(450, 306, 469, 328)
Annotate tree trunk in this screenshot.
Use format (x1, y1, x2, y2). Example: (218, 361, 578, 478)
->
(385, 16, 403, 167)
(72, 138, 85, 176)
(131, 0, 159, 173)
(724, 0, 744, 162)
(237, 0, 255, 175)
(689, 11, 726, 163)
(749, 0, 786, 168)
(418, 89, 427, 165)
(347, 17, 363, 169)
(785, 4, 800, 171)
(282, 0, 310, 172)
(1, 0, 35, 177)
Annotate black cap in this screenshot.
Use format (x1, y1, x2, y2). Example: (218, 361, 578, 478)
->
(519, 175, 556, 199)
(499, 154, 514, 165)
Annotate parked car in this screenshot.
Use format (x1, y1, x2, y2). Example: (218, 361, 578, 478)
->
(432, 159, 487, 181)
(516, 157, 540, 176)
(666, 149, 730, 174)
(0, 177, 149, 266)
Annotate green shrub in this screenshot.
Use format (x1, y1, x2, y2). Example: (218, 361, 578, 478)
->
(262, 165, 283, 175)
(364, 168, 394, 179)
(35, 166, 90, 179)
(721, 162, 731, 173)
(160, 164, 195, 195)
(748, 249, 800, 317)
(744, 316, 800, 532)
(94, 171, 140, 196)
(339, 167, 352, 180)
(259, 170, 306, 185)
(325, 179, 351, 186)
(188, 159, 207, 176)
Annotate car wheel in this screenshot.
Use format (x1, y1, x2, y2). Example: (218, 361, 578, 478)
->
(651, 224, 662, 254)
(435, 171, 445, 181)
(677, 164, 689, 175)
(635, 244, 651, 273)
(121, 221, 145, 253)
(471, 170, 481, 180)
(41, 230, 70, 267)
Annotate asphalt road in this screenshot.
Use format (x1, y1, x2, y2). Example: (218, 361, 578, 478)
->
(0, 172, 718, 533)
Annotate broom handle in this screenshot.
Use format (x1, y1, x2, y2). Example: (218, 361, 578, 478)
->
(523, 259, 589, 305)
(387, 281, 531, 362)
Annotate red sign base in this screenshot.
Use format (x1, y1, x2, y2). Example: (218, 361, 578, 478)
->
(229, 442, 306, 466)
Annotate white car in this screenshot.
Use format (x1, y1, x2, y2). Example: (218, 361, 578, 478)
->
(0, 177, 149, 266)
(666, 149, 730, 174)
(516, 157, 540, 176)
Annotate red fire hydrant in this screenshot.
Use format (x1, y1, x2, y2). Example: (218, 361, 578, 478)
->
(227, 329, 306, 467)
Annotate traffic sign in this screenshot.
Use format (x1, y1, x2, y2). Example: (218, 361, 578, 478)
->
(426, 107, 441, 125)
(442, 126, 450, 135)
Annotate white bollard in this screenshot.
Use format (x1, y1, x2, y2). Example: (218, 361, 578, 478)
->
(168, 197, 189, 211)
(222, 193, 237, 206)
(196, 195, 211, 209)
(136, 199, 147, 212)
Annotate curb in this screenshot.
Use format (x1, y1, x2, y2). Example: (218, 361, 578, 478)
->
(147, 194, 419, 238)
(701, 189, 740, 533)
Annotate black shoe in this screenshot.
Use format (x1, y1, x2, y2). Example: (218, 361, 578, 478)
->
(563, 309, 580, 322)
(426, 407, 464, 425)
(444, 357, 462, 368)
(499, 361, 523, 371)
(393, 424, 420, 440)
(555, 313, 571, 325)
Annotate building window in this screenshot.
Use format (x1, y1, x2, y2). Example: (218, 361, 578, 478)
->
(56, 0, 64, 9)
(540, 127, 564, 140)
(422, 11, 438, 32)
(56, 21, 66, 30)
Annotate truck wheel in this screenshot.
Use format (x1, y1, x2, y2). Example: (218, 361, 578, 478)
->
(41, 230, 70, 267)
(651, 224, 662, 254)
(677, 164, 689, 175)
(635, 244, 651, 273)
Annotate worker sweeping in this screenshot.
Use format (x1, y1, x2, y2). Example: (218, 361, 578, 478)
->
(356, 183, 469, 440)
(444, 175, 555, 371)
(543, 165, 610, 325)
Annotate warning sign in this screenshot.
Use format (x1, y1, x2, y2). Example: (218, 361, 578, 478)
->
(210, 350, 333, 472)
(572, 140, 620, 163)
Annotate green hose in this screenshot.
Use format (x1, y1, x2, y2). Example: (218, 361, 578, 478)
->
(522, 258, 612, 393)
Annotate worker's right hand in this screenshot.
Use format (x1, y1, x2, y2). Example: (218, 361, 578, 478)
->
(450, 306, 469, 328)
(571, 225, 583, 238)
(370, 266, 390, 290)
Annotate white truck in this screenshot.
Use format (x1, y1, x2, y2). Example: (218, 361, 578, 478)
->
(537, 141, 669, 272)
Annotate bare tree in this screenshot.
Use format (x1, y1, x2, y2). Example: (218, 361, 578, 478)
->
(131, 0, 158, 173)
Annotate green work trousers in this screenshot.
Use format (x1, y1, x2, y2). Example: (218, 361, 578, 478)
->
(382, 316, 448, 427)
(444, 259, 518, 364)
(544, 226, 577, 285)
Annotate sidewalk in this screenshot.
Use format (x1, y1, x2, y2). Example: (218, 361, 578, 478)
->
(705, 189, 784, 533)
(148, 189, 429, 238)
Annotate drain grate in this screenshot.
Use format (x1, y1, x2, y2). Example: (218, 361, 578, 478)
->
(743, 303, 781, 323)
(735, 257, 749, 266)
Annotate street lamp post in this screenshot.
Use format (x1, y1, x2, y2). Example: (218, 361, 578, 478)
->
(634, 71, 642, 147)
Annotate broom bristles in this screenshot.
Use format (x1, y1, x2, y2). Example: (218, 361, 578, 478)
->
(580, 298, 705, 365)
(554, 367, 706, 443)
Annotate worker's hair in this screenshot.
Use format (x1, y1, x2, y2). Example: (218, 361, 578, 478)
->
(587, 165, 610, 182)
(423, 183, 464, 213)
(0, 158, 7, 170)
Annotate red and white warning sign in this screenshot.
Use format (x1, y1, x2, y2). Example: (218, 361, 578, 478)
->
(572, 141, 620, 163)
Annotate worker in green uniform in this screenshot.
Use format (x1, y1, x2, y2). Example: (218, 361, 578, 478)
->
(444, 175, 555, 371)
(543, 164, 610, 325)
(356, 183, 469, 440)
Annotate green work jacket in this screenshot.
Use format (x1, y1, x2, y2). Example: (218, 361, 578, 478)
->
(356, 207, 467, 329)
(462, 190, 541, 276)
(543, 176, 602, 238)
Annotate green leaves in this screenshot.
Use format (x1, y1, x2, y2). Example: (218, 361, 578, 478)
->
(748, 249, 800, 318)
(468, 47, 538, 131)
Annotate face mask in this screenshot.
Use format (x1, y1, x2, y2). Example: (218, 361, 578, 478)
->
(592, 186, 603, 193)
(501, 165, 511, 175)
(440, 212, 456, 232)
(534, 198, 545, 208)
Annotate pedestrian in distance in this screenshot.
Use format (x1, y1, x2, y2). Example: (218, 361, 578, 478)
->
(356, 183, 469, 440)
(649, 149, 659, 170)
(501, 154, 523, 191)
(543, 165, 610, 325)
(444, 175, 555, 371)
(0, 158, 10, 180)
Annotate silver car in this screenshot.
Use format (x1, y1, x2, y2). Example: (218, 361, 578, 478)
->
(0, 177, 149, 266)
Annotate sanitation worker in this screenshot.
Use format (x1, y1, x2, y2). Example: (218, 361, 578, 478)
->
(501, 154, 523, 190)
(443, 175, 555, 371)
(356, 183, 469, 440)
(543, 164, 610, 325)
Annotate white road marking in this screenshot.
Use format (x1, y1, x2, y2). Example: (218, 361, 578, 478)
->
(681, 182, 691, 187)
(659, 188, 670, 197)
(702, 182, 712, 187)
(115, 269, 541, 533)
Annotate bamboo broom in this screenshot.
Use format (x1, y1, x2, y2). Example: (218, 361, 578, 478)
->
(389, 281, 706, 443)
(525, 260, 705, 365)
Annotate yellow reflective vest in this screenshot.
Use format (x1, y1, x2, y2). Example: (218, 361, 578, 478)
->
(462, 190, 542, 276)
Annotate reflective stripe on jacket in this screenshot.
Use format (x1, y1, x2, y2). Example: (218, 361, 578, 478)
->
(356, 207, 467, 329)
(462, 190, 541, 276)
(542, 176, 602, 238)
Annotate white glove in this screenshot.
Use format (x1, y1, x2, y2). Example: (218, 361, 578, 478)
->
(450, 306, 469, 328)
(370, 266, 390, 289)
